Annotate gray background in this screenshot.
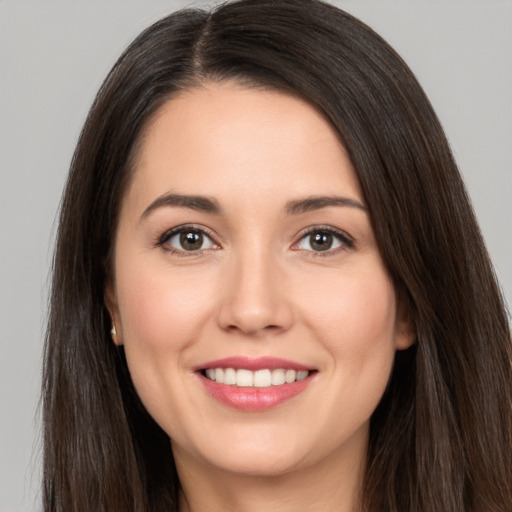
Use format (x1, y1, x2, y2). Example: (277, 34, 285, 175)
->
(1, 1, 510, 510)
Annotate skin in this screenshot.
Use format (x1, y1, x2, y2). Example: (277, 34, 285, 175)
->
(107, 82, 414, 512)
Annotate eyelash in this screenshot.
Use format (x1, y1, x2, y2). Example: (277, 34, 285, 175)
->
(156, 224, 220, 256)
(156, 224, 354, 256)
(293, 226, 354, 256)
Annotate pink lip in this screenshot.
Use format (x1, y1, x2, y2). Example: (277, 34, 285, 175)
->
(194, 356, 315, 412)
(198, 374, 312, 411)
(194, 356, 311, 372)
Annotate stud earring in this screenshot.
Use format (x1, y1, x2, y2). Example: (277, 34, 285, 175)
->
(110, 324, 120, 344)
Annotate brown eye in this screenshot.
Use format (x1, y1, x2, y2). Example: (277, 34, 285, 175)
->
(296, 228, 352, 253)
(309, 232, 333, 251)
(163, 228, 217, 253)
(180, 230, 204, 251)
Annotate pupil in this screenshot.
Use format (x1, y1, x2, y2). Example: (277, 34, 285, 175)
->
(180, 231, 203, 250)
(311, 232, 332, 251)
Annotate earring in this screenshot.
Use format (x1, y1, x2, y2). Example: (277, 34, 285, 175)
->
(110, 324, 118, 343)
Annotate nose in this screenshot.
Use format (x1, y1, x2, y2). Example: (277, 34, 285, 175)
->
(215, 247, 294, 337)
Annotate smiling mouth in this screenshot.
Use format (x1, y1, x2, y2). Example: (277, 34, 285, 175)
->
(202, 368, 311, 387)
(197, 359, 316, 410)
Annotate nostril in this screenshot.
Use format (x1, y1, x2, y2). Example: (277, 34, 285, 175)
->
(215, 279, 294, 335)
(225, 323, 283, 335)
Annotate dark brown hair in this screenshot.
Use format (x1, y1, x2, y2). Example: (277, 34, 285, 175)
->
(43, 1, 512, 511)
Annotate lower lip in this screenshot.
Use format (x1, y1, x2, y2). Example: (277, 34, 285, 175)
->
(199, 374, 312, 411)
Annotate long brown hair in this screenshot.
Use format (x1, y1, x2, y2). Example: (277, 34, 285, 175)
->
(43, 1, 512, 510)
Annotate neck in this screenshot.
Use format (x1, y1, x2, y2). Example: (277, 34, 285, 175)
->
(174, 431, 367, 512)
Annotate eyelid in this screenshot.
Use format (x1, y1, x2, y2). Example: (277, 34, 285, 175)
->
(292, 225, 354, 254)
(155, 223, 353, 256)
(157, 223, 221, 253)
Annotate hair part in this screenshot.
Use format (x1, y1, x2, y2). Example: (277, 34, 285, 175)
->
(43, 1, 512, 511)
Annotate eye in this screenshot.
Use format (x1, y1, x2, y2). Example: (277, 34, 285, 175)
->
(159, 226, 219, 253)
(295, 228, 353, 253)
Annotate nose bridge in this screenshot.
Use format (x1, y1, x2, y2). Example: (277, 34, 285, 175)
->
(216, 237, 292, 335)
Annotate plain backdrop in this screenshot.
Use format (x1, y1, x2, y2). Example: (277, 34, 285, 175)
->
(1, 1, 511, 510)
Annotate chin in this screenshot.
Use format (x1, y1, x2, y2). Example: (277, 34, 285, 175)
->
(204, 447, 307, 478)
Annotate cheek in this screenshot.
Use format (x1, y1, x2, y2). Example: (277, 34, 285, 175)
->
(308, 264, 398, 424)
(298, 260, 398, 361)
(114, 260, 219, 430)
(117, 261, 217, 352)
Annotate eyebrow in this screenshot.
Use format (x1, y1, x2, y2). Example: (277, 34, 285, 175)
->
(140, 193, 222, 221)
(285, 196, 367, 215)
(140, 192, 367, 222)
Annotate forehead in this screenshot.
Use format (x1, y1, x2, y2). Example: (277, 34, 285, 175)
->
(123, 82, 363, 216)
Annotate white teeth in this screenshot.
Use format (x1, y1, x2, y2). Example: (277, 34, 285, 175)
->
(271, 368, 286, 385)
(236, 369, 253, 387)
(254, 369, 272, 387)
(296, 370, 308, 381)
(223, 367, 237, 385)
(204, 367, 310, 387)
(285, 369, 296, 383)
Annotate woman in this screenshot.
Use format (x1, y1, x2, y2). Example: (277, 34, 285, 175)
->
(42, 0, 512, 511)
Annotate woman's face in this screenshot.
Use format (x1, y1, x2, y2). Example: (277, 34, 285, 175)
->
(108, 83, 413, 477)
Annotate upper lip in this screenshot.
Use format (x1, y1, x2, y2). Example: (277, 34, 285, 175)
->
(193, 356, 312, 372)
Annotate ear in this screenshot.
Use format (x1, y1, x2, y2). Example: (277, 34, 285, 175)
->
(105, 280, 123, 346)
(394, 299, 416, 351)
